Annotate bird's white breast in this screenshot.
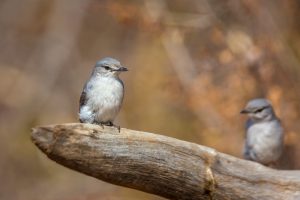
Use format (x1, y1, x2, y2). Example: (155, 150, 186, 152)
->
(246, 120, 283, 163)
(86, 76, 124, 123)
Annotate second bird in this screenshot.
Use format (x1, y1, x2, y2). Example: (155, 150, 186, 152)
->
(240, 98, 284, 166)
(79, 57, 128, 127)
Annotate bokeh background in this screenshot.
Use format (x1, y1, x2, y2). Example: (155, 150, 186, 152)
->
(1, 0, 300, 199)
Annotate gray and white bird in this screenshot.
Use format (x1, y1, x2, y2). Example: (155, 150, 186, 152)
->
(79, 57, 128, 127)
(240, 98, 284, 166)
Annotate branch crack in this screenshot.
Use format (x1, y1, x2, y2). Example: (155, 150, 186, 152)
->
(203, 149, 217, 200)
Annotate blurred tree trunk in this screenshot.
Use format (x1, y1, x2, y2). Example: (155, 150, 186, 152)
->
(31, 123, 300, 200)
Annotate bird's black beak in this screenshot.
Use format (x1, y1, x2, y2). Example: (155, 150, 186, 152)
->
(240, 109, 250, 114)
(118, 66, 128, 72)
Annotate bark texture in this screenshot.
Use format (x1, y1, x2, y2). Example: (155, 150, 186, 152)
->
(31, 123, 300, 200)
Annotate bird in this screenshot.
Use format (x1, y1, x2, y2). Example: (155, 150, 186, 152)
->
(240, 98, 284, 166)
(79, 57, 128, 129)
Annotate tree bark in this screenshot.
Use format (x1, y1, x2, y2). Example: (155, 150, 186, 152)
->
(31, 123, 300, 200)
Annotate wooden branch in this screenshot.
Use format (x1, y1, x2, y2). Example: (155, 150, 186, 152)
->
(31, 123, 300, 200)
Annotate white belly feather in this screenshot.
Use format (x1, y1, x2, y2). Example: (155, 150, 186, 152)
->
(245, 120, 283, 164)
(81, 77, 124, 123)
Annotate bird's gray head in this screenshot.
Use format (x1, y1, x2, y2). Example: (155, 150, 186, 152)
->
(92, 57, 128, 77)
(240, 98, 276, 122)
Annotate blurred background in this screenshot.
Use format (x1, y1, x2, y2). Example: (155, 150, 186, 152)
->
(1, 0, 300, 199)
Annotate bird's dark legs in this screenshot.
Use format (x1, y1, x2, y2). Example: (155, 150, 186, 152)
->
(116, 125, 121, 132)
(108, 122, 121, 132)
(107, 122, 121, 133)
(106, 121, 113, 126)
(95, 121, 121, 132)
(95, 122, 104, 129)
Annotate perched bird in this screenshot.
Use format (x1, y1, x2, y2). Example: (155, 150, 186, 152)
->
(240, 98, 284, 166)
(79, 57, 128, 128)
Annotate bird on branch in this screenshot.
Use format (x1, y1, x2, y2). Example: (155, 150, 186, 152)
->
(79, 57, 128, 130)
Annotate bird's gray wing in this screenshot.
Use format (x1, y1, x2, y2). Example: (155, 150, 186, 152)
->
(79, 84, 89, 123)
(79, 90, 87, 108)
(79, 83, 88, 110)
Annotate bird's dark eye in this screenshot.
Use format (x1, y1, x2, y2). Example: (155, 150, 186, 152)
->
(103, 66, 110, 70)
(254, 108, 264, 113)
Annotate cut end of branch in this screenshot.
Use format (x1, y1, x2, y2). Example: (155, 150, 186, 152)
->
(31, 126, 55, 154)
(31, 123, 122, 154)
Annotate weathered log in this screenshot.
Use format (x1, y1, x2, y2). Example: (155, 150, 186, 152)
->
(31, 123, 300, 200)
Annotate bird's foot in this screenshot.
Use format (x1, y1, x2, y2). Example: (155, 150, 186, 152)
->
(116, 125, 121, 132)
(102, 121, 121, 132)
(111, 124, 121, 132)
(106, 121, 113, 126)
(93, 121, 105, 129)
(98, 123, 105, 129)
(108, 122, 121, 132)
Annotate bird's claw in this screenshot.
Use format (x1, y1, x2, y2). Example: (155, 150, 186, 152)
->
(100, 121, 121, 132)
(99, 123, 104, 129)
(116, 125, 121, 132)
(111, 123, 121, 132)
